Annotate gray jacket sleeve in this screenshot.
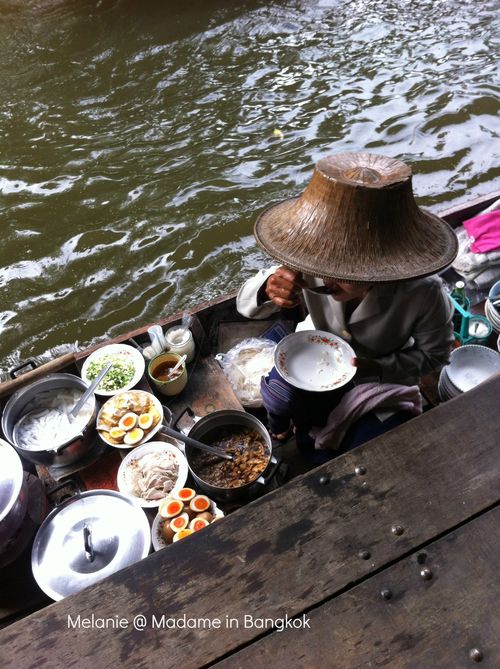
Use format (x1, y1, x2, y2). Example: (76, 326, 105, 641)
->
(375, 280, 454, 384)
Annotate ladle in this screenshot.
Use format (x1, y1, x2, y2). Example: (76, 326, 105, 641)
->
(159, 424, 233, 461)
(69, 362, 113, 421)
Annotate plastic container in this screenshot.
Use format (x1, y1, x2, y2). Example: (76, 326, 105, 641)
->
(165, 326, 195, 363)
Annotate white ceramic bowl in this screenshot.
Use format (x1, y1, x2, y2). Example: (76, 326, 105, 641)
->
(117, 440, 188, 508)
(274, 330, 356, 391)
(81, 343, 145, 396)
(447, 345, 500, 393)
(151, 498, 224, 550)
(485, 299, 500, 333)
(487, 279, 500, 301)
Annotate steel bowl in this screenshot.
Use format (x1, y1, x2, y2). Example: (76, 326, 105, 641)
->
(0, 438, 28, 545)
(185, 410, 279, 502)
(1, 373, 98, 467)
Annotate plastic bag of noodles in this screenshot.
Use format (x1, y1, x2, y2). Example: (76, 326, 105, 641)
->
(215, 338, 276, 408)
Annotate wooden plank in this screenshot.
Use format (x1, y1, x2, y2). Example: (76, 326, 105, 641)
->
(436, 189, 500, 226)
(1, 376, 499, 669)
(166, 355, 243, 424)
(214, 506, 500, 669)
(0, 353, 76, 399)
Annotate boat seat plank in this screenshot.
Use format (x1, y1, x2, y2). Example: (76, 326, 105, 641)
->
(166, 355, 244, 424)
(214, 505, 500, 669)
(1, 376, 498, 669)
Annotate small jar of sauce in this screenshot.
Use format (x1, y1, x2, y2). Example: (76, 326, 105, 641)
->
(165, 326, 195, 363)
(147, 353, 188, 396)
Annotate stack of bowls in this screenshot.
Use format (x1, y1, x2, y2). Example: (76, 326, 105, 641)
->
(438, 344, 500, 401)
(485, 280, 500, 333)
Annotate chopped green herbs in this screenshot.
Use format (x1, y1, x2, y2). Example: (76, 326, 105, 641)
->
(85, 355, 136, 391)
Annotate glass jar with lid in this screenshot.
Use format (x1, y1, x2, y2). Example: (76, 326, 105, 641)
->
(165, 325, 195, 363)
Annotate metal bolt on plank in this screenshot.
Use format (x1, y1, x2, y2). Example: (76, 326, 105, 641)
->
(469, 648, 483, 662)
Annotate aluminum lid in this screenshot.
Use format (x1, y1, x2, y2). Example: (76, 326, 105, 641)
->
(32, 489, 151, 601)
(0, 438, 23, 522)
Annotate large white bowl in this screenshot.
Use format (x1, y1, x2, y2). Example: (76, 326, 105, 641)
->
(274, 330, 356, 392)
(117, 440, 188, 508)
(81, 343, 145, 397)
(446, 345, 500, 393)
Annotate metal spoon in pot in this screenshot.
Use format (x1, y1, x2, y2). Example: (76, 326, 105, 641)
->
(159, 424, 234, 461)
(68, 362, 113, 422)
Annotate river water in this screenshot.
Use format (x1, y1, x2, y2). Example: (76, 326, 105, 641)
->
(0, 0, 499, 373)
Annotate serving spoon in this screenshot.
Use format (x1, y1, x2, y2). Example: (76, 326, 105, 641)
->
(69, 362, 113, 422)
(159, 424, 234, 461)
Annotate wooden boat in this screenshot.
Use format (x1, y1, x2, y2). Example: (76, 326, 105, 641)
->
(1, 190, 499, 668)
(1, 189, 498, 401)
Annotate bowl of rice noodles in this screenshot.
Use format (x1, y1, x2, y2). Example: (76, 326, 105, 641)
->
(1, 373, 98, 467)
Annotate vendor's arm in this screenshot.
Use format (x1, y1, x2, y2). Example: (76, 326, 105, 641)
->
(364, 279, 454, 384)
(236, 266, 303, 318)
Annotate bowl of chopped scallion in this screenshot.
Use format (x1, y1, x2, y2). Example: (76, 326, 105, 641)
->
(81, 344, 146, 396)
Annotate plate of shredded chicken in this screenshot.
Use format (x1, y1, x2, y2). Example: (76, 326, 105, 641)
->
(117, 440, 188, 508)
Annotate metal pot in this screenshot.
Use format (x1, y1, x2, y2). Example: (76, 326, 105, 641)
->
(1, 373, 98, 467)
(32, 489, 151, 600)
(0, 439, 28, 545)
(185, 410, 280, 502)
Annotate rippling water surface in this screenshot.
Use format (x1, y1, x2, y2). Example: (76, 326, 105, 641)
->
(0, 0, 499, 372)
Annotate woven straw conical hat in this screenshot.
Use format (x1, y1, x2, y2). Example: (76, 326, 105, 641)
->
(254, 152, 458, 282)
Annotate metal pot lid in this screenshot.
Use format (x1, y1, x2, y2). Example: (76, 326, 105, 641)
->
(0, 438, 24, 523)
(32, 489, 151, 601)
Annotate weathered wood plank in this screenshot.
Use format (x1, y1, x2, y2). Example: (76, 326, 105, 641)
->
(1, 376, 499, 669)
(214, 505, 500, 669)
(166, 355, 243, 424)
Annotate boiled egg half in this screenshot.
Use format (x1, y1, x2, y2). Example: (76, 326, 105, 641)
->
(118, 412, 138, 431)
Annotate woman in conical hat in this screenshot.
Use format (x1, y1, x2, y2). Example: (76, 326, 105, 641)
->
(237, 152, 457, 448)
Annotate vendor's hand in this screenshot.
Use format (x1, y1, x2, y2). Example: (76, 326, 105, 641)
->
(351, 357, 382, 379)
(264, 266, 303, 308)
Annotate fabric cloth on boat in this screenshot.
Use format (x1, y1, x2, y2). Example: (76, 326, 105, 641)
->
(238, 268, 454, 385)
(463, 210, 500, 254)
(452, 225, 500, 288)
(260, 368, 419, 460)
(309, 382, 423, 451)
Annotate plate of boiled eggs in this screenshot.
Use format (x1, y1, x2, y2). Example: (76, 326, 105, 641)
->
(151, 487, 224, 550)
(96, 389, 163, 448)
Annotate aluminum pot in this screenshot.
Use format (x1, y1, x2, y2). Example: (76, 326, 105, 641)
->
(185, 410, 280, 502)
(0, 438, 28, 545)
(1, 373, 98, 467)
